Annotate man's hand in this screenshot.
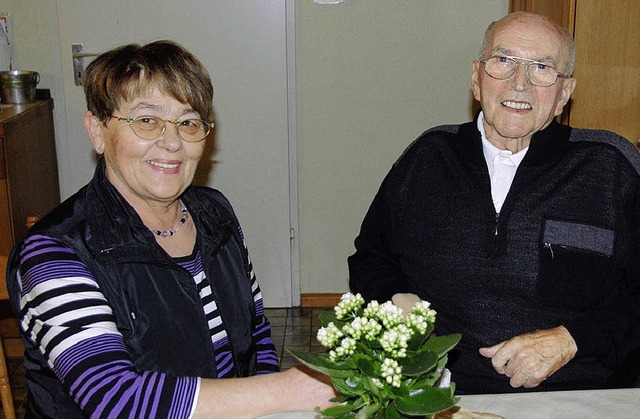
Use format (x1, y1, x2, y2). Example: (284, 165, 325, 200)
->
(479, 326, 577, 388)
(392, 293, 421, 315)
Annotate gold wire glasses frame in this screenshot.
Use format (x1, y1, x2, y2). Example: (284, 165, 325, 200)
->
(110, 115, 215, 142)
(479, 55, 570, 87)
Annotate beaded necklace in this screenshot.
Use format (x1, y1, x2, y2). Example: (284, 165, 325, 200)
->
(149, 201, 189, 237)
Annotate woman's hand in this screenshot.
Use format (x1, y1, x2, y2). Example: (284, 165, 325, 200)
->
(283, 364, 338, 410)
(195, 364, 337, 417)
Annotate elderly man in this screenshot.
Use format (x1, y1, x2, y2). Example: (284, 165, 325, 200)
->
(348, 11, 640, 394)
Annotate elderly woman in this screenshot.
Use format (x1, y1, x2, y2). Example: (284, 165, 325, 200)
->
(6, 40, 334, 418)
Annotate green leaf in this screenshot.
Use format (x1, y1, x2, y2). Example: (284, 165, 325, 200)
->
(398, 350, 439, 376)
(316, 398, 366, 417)
(287, 348, 354, 378)
(406, 323, 435, 351)
(355, 402, 382, 418)
(319, 310, 342, 327)
(393, 385, 458, 415)
(343, 355, 360, 370)
(368, 339, 384, 352)
(333, 375, 367, 396)
(410, 356, 448, 388)
(355, 356, 378, 377)
(352, 342, 378, 363)
(366, 376, 381, 398)
(390, 383, 411, 398)
(380, 403, 405, 419)
(422, 334, 462, 357)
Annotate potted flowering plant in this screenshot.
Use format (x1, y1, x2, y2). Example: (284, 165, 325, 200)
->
(289, 293, 461, 418)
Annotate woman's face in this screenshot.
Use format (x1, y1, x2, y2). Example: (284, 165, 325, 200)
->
(87, 88, 206, 208)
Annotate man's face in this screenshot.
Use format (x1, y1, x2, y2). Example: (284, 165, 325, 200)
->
(471, 15, 576, 146)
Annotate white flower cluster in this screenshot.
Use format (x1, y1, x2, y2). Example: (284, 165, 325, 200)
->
(404, 301, 436, 334)
(371, 301, 404, 329)
(342, 316, 382, 341)
(380, 324, 411, 359)
(329, 337, 357, 361)
(411, 301, 437, 322)
(381, 358, 402, 388)
(317, 322, 343, 347)
(334, 292, 365, 319)
(316, 293, 438, 377)
(405, 313, 429, 335)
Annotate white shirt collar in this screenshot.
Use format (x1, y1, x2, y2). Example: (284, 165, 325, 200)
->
(477, 111, 529, 213)
(478, 111, 528, 166)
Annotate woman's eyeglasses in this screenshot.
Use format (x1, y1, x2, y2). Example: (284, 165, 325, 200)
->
(110, 115, 215, 142)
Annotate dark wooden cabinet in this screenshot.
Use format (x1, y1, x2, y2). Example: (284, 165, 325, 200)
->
(0, 98, 60, 257)
(0, 99, 59, 410)
(510, 0, 575, 29)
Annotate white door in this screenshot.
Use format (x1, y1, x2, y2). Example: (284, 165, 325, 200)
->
(53, 1, 296, 307)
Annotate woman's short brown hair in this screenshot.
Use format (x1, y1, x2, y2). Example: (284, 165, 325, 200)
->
(83, 40, 214, 123)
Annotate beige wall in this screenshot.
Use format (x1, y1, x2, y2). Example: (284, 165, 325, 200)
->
(1, 0, 509, 299)
(0, 2, 58, 86)
(0, 1, 68, 192)
(295, 0, 508, 294)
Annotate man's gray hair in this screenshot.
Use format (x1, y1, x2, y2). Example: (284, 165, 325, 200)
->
(478, 19, 576, 76)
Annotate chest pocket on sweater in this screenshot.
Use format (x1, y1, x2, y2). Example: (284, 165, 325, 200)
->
(537, 219, 615, 309)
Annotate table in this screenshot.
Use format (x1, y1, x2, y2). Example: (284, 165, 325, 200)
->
(459, 388, 640, 419)
(260, 388, 640, 419)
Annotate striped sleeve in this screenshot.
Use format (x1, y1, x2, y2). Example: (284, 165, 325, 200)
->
(241, 230, 280, 374)
(16, 234, 199, 419)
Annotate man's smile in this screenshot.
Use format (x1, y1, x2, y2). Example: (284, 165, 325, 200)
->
(502, 100, 532, 110)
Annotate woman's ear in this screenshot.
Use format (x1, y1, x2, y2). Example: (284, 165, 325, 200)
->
(84, 111, 106, 154)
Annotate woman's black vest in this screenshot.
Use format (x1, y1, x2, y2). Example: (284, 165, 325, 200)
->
(6, 161, 258, 417)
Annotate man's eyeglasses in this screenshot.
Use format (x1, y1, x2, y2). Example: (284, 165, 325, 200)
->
(479, 55, 570, 87)
(110, 115, 215, 142)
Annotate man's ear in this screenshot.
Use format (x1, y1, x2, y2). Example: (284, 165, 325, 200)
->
(84, 111, 106, 154)
(555, 77, 576, 116)
(471, 61, 482, 102)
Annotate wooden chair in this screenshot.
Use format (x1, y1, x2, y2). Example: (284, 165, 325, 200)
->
(0, 342, 15, 419)
(0, 254, 16, 419)
(0, 214, 41, 418)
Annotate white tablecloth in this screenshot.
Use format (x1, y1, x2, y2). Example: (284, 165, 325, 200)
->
(459, 388, 640, 419)
(260, 388, 640, 419)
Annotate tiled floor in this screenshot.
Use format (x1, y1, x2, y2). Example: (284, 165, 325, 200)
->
(0, 307, 331, 418)
(265, 307, 332, 370)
